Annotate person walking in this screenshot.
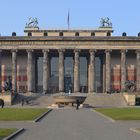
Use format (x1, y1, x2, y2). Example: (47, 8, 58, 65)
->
(76, 99, 80, 110)
(21, 99, 24, 106)
(0, 99, 4, 108)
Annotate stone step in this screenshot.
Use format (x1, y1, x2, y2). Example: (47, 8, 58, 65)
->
(14, 93, 128, 108)
(13, 93, 55, 106)
(84, 93, 127, 107)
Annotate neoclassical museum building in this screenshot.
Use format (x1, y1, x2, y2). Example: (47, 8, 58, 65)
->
(0, 18, 140, 94)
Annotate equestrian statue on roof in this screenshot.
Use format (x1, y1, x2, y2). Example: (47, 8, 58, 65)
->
(26, 17, 38, 28)
(100, 17, 112, 27)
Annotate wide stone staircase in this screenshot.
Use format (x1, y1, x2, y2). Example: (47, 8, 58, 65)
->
(13, 93, 128, 108)
(13, 93, 55, 107)
(84, 93, 128, 107)
(35, 95, 54, 106)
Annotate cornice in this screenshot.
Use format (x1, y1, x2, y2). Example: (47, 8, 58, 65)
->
(0, 36, 140, 42)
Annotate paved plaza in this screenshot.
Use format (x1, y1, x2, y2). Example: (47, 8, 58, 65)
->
(0, 108, 140, 140)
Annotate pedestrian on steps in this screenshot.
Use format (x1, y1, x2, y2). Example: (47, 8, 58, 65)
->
(76, 99, 80, 110)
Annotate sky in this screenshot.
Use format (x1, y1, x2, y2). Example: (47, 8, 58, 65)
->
(0, 0, 140, 36)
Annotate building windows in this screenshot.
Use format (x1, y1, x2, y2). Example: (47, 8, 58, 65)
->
(28, 32, 32, 36)
(91, 32, 95, 36)
(64, 57, 74, 93)
(80, 57, 88, 93)
(44, 32, 48, 36)
(75, 32, 79, 36)
(107, 32, 111, 36)
(12, 32, 16, 36)
(59, 32, 63, 36)
(50, 57, 59, 93)
(138, 32, 140, 37)
(122, 32, 127, 36)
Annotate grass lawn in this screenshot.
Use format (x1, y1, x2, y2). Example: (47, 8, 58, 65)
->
(0, 128, 17, 139)
(94, 108, 140, 120)
(0, 108, 48, 121)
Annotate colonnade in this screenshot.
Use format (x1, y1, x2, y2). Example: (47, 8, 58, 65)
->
(2, 49, 140, 93)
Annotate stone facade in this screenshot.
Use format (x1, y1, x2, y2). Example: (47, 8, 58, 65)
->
(0, 27, 139, 94)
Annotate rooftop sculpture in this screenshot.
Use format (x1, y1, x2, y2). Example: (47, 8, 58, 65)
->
(125, 80, 136, 93)
(25, 17, 38, 28)
(100, 17, 112, 27)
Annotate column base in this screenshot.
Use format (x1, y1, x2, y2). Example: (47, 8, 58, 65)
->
(59, 90, 64, 93)
(43, 90, 48, 94)
(27, 91, 34, 95)
(59, 91, 65, 95)
(73, 92, 81, 95)
(73, 90, 80, 93)
(88, 91, 96, 94)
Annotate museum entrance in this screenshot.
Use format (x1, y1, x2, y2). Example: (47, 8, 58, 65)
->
(34, 51, 103, 93)
(35, 57, 43, 93)
(64, 53, 88, 93)
(80, 57, 88, 93)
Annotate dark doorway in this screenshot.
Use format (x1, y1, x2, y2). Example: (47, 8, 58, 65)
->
(64, 77, 72, 93)
(50, 57, 59, 93)
(64, 57, 74, 93)
(36, 57, 43, 93)
(80, 57, 88, 93)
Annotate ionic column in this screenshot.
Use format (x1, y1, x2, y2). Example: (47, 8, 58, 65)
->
(105, 50, 111, 92)
(136, 50, 140, 92)
(88, 50, 96, 93)
(43, 50, 49, 94)
(27, 50, 33, 92)
(121, 50, 127, 91)
(74, 50, 80, 93)
(12, 50, 17, 93)
(59, 49, 65, 92)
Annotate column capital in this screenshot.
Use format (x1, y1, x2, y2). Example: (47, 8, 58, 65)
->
(11, 49, 18, 53)
(58, 49, 65, 53)
(105, 50, 112, 53)
(74, 49, 80, 53)
(89, 49, 96, 54)
(136, 50, 140, 54)
(26, 49, 34, 53)
(121, 49, 128, 53)
(42, 49, 49, 53)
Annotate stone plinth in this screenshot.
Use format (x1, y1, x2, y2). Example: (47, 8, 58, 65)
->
(123, 94, 135, 106)
(0, 94, 15, 105)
